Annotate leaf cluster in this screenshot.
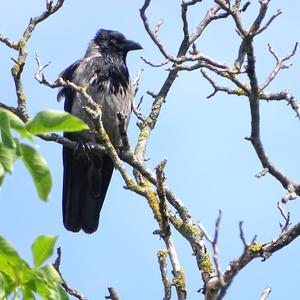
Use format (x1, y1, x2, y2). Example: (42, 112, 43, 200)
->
(0, 108, 88, 200)
(0, 235, 69, 300)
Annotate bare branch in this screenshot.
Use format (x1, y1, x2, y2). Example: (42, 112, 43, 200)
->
(282, 184, 298, 203)
(140, 56, 170, 68)
(219, 222, 300, 293)
(155, 159, 187, 299)
(0, 34, 18, 49)
(259, 90, 300, 120)
(53, 247, 87, 300)
(140, 0, 171, 60)
(0, 102, 18, 115)
(22, 0, 65, 43)
(197, 223, 213, 244)
(157, 250, 172, 300)
(0, 0, 65, 122)
(256, 8, 282, 35)
(277, 202, 291, 233)
(238, 32, 300, 201)
(132, 96, 146, 123)
(156, 158, 170, 237)
(255, 168, 269, 178)
(239, 221, 248, 250)
(212, 211, 223, 283)
(105, 287, 120, 300)
(260, 42, 298, 92)
(247, 88, 300, 198)
(259, 286, 272, 300)
(201, 70, 249, 99)
(153, 18, 164, 33)
(199, 211, 224, 287)
(181, 0, 203, 41)
(132, 68, 144, 96)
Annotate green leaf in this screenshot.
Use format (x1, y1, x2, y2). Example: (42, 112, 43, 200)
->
(0, 108, 32, 141)
(0, 143, 15, 174)
(0, 236, 69, 300)
(0, 236, 27, 281)
(40, 264, 62, 284)
(0, 115, 15, 148)
(0, 236, 23, 267)
(21, 286, 35, 300)
(33, 267, 68, 300)
(19, 143, 52, 201)
(31, 236, 58, 268)
(26, 110, 89, 135)
(55, 285, 69, 300)
(0, 163, 4, 186)
(0, 271, 15, 297)
(0, 272, 5, 298)
(13, 291, 20, 300)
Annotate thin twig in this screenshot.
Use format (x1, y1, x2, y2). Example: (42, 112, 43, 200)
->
(132, 96, 146, 123)
(220, 222, 300, 293)
(53, 247, 87, 300)
(105, 287, 120, 300)
(260, 42, 298, 91)
(239, 221, 248, 250)
(132, 68, 144, 96)
(277, 202, 291, 233)
(259, 286, 272, 300)
(140, 56, 170, 68)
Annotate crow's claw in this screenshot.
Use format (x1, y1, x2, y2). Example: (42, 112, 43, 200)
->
(73, 142, 92, 160)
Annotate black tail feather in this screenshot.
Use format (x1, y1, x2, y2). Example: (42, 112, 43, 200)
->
(62, 146, 114, 233)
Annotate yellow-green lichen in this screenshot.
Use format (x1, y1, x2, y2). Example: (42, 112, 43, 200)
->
(200, 251, 215, 274)
(101, 132, 110, 143)
(249, 242, 262, 253)
(172, 268, 186, 294)
(18, 93, 26, 103)
(234, 87, 248, 96)
(126, 178, 136, 190)
(11, 64, 20, 77)
(231, 4, 239, 14)
(232, 63, 240, 73)
(157, 250, 172, 294)
(156, 159, 166, 172)
(259, 91, 266, 98)
(157, 249, 168, 260)
(152, 97, 164, 111)
(145, 188, 163, 228)
(222, 71, 230, 79)
(172, 217, 200, 238)
(137, 128, 150, 141)
(17, 38, 26, 50)
(172, 216, 183, 228)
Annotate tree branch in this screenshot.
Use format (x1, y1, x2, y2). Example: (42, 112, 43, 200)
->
(217, 222, 300, 295)
(0, 0, 65, 122)
(105, 287, 120, 300)
(53, 247, 87, 300)
(157, 250, 172, 300)
(259, 286, 272, 300)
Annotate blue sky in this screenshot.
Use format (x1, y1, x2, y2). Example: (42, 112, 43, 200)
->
(0, 0, 300, 299)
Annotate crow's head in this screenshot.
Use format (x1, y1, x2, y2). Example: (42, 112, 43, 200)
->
(93, 29, 142, 55)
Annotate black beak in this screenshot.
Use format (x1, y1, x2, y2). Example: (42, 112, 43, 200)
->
(122, 39, 143, 52)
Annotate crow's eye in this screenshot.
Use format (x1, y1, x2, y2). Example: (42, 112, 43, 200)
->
(110, 37, 117, 43)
